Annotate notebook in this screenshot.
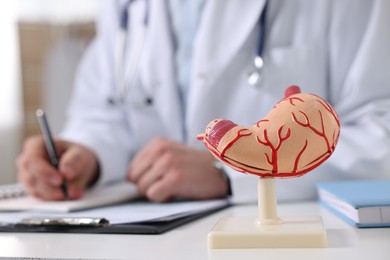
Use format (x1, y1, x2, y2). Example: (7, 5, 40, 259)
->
(317, 180, 390, 228)
(0, 182, 138, 212)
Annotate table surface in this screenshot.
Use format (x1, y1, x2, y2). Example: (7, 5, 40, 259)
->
(0, 202, 389, 260)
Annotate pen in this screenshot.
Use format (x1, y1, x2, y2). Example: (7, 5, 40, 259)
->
(36, 109, 68, 197)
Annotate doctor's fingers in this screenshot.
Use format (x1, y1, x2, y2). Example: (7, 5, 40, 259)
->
(58, 143, 99, 185)
(19, 135, 49, 158)
(128, 137, 179, 182)
(24, 176, 65, 200)
(17, 157, 65, 200)
(135, 152, 178, 195)
(145, 173, 179, 203)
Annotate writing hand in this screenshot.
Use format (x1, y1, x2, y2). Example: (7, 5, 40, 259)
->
(17, 136, 99, 200)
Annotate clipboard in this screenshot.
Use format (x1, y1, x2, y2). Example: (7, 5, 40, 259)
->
(0, 202, 229, 235)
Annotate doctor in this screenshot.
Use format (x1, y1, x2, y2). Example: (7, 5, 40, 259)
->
(17, 0, 390, 202)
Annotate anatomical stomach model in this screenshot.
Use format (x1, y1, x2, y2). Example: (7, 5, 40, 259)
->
(197, 85, 340, 179)
(197, 85, 341, 248)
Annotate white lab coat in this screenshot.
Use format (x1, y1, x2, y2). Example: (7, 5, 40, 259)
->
(61, 0, 390, 203)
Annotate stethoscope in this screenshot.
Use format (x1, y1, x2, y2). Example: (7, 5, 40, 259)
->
(108, 0, 268, 106)
(108, 0, 152, 107)
(248, 0, 268, 86)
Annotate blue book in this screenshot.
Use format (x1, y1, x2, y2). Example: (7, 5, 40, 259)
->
(316, 180, 390, 228)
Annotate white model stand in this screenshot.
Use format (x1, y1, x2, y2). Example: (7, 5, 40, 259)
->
(208, 178, 327, 248)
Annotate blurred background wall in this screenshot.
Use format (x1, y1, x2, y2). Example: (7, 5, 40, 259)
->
(0, 0, 99, 184)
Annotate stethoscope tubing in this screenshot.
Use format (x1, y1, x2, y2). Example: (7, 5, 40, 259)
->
(110, 0, 268, 105)
(111, 0, 150, 106)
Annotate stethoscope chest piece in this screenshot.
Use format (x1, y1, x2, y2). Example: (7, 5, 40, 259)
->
(248, 56, 264, 86)
(248, 0, 268, 87)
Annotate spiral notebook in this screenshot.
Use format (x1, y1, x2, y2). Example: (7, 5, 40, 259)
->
(0, 183, 26, 200)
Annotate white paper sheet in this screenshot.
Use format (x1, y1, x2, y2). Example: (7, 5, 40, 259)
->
(0, 199, 230, 225)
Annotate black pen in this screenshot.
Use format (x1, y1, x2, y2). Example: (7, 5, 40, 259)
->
(36, 109, 68, 197)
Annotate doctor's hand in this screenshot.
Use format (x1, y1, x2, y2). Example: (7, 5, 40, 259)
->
(127, 137, 230, 202)
(17, 135, 99, 201)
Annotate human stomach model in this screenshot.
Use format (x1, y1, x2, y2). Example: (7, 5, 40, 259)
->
(197, 85, 340, 178)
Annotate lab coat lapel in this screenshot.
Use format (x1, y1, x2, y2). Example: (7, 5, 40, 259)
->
(186, 0, 265, 144)
(140, 0, 183, 141)
(191, 0, 266, 89)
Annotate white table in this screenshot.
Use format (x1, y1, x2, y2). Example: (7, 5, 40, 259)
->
(0, 202, 389, 259)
